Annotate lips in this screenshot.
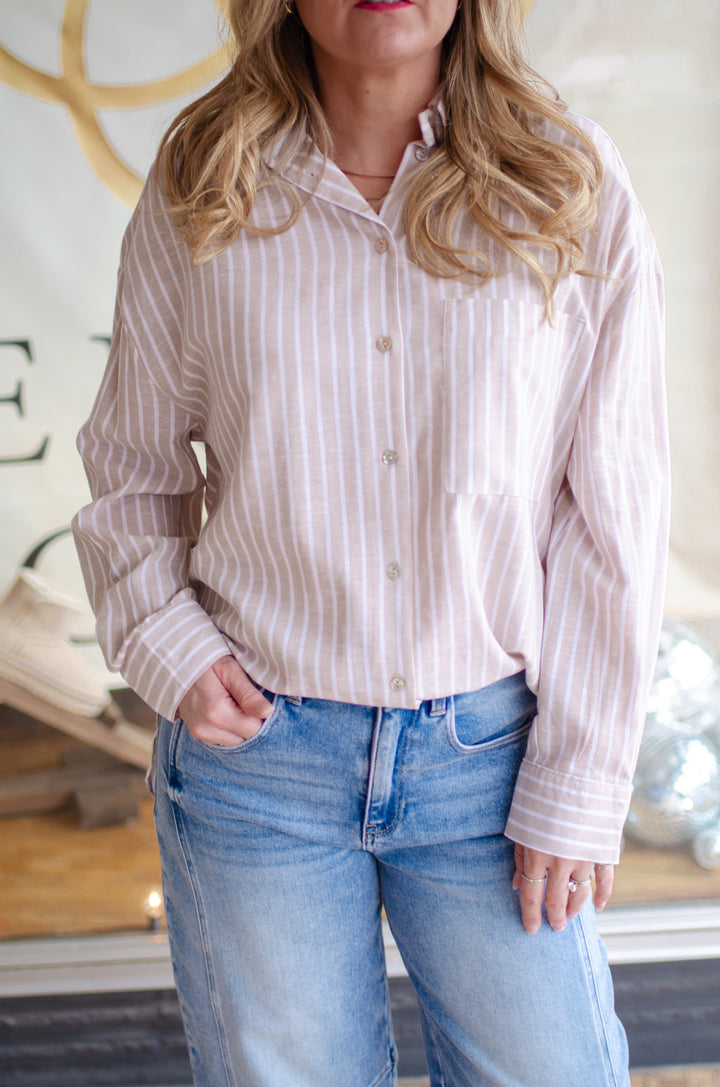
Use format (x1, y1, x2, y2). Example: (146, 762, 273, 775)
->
(355, 1, 413, 9)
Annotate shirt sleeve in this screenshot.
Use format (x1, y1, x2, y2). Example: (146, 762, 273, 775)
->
(504, 219, 670, 865)
(72, 186, 232, 721)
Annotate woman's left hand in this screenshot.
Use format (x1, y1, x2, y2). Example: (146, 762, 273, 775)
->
(512, 844, 615, 935)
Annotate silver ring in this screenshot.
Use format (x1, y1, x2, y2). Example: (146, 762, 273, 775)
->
(568, 877, 592, 892)
(521, 872, 546, 884)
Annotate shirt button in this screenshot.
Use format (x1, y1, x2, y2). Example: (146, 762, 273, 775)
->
(376, 336, 392, 353)
(415, 146, 430, 162)
(390, 675, 406, 692)
(375, 237, 389, 254)
(386, 562, 400, 580)
(382, 449, 398, 466)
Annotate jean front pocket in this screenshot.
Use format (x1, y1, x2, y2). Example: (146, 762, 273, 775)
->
(442, 298, 587, 500)
(182, 691, 282, 756)
(445, 699, 537, 757)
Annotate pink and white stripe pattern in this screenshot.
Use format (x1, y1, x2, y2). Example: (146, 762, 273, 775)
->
(73, 108, 669, 862)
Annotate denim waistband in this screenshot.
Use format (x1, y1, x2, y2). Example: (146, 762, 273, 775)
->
(258, 670, 534, 719)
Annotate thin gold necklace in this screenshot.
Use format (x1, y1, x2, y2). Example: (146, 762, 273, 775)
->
(337, 167, 396, 180)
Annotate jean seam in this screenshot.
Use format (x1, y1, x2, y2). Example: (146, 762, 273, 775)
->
(366, 999, 397, 1087)
(367, 1054, 396, 1087)
(415, 999, 448, 1087)
(170, 798, 238, 1087)
(365, 710, 414, 843)
(573, 910, 627, 1087)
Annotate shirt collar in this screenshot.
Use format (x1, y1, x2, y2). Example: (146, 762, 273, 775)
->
(418, 93, 447, 149)
(263, 93, 447, 181)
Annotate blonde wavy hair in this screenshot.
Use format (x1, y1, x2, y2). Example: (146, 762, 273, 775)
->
(158, 0, 603, 306)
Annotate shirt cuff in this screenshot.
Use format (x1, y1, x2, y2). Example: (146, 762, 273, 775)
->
(120, 593, 233, 721)
(504, 759, 632, 865)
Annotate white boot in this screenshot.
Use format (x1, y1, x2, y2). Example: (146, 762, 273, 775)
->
(0, 569, 110, 716)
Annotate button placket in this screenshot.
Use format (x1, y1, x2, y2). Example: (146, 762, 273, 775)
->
(370, 237, 412, 708)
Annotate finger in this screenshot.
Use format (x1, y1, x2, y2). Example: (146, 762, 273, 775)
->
(593, 864, 615, 911)
(518, 848, 551, 935)
(177, 658, 272, 742)
(543, 868, 573, 932)
(186, 720, 251, 747)
(212, 657, 274, 720)
(183, 693, 265, 746)
(512, 843, 526, 891)
(566, 872, 593, 920)
(519, 873, 546, 935)
(545, 862, 593, 930)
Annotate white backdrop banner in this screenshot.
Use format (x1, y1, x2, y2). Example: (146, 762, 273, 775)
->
(0, 0, 228, 681)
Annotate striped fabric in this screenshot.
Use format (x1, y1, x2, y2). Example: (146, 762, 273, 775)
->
(72, 104, 669, 862)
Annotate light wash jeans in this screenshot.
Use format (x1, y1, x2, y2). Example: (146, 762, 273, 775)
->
(153, 671, 630, 1087)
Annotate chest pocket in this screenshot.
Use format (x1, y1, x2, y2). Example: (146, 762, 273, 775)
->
(442, 298, 587, 500)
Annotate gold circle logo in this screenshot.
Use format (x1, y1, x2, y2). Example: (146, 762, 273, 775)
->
(0, 0, 229, 207)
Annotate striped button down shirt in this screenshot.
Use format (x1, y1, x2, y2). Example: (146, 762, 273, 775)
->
(73, 104, 669, 863)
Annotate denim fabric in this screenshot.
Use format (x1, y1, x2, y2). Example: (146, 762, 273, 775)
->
(153, 672, 629, 1087)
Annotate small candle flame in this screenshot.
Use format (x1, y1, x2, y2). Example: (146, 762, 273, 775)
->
(142, 889, 164, 922)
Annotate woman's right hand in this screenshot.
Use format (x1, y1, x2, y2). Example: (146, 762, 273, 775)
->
(176, 656, 274, 747)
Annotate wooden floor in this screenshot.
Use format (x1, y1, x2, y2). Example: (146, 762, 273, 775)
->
(631, 1069, 720, 1087)
(0, 701, 162, 939)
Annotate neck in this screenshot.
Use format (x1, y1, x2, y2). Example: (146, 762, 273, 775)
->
(312, 52, 441, 176)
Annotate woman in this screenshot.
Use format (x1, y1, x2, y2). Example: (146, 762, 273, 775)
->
(73, 0, 669, 1084)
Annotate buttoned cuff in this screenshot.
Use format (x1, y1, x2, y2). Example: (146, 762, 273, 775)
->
(120, 594, 233, 721)
(504, 759, 632, 865)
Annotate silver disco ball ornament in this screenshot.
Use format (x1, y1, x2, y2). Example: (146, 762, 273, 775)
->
(625, 620, 720, 857)
(692, 825, 720, 870)
(626, 730, 720, 848)
(646, 621, 720, 736)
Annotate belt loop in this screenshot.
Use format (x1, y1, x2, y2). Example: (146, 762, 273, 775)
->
(428, 697, 448, 717)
